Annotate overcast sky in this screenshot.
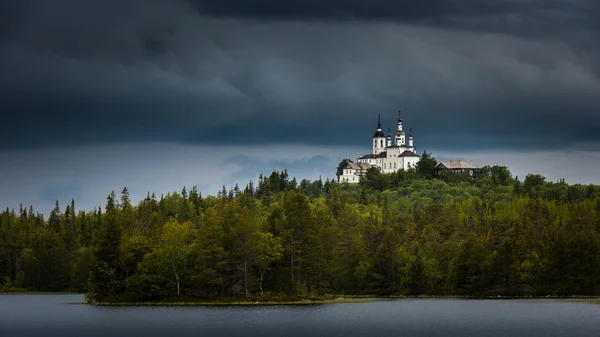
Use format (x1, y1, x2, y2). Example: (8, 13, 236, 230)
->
(1, 0, 599, 215)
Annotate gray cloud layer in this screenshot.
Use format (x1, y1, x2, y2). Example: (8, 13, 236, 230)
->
(1, 0, 599, 152)
(3, 143, 600, 216)
(189, 0, 599, 38)
(0, 143, 354, 215)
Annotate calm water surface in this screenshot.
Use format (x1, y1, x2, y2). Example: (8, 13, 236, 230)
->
(1, 294, 599, 337)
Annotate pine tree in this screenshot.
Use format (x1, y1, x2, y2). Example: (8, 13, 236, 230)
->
(289, 177, 298, 191)
(64, 204, 71, 228)
(513, 176, 523, 197)
(248, 180, 255, 196)
(97, 207, 103, 230)
(217, 185, 227, 199)
(106, 191, 116, 212)
(182, 186, 188, 201)
(49, 200, 61, 232)
(151, 193, 158, 211)
(87, 213, 123, 302)
(63, 202, 76, 251)
(256, 174, 264, 197)
(120, 187, 131, 209)
(189, 186, 202, 215)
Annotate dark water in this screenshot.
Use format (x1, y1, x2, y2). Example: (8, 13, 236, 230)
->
(1, 295, 600, 337)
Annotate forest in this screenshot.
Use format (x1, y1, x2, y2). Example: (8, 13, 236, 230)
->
(1, 151, 600, 302)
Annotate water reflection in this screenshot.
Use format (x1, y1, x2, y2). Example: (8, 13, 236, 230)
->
(1, 295, 599, 337)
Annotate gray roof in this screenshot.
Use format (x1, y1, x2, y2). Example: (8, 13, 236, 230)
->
(345, 162, 372, 170)
(399, 150, 420, 157)
(387, 145, 413, 149)
(358, 152, 387, 159)
(436, 160, 481, 169)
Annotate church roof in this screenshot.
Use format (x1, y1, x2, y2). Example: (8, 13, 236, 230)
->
(373, 114, 385, 138)
(345, 162, 372, 170)
(436, 160, 480, 169)
(399, 150, 420, 157)
(358, 152, 387, 159)
(373, 130, 385, 138)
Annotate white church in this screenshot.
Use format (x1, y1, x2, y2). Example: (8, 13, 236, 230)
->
(338, 111, 421, 183)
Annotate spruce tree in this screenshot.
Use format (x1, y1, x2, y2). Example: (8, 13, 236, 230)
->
(120, 187, 131, 209)
(106, 191, 116, 212)
(87, 213, 122, 302)
(49, 200, 61, 233)
(182, 186, 188, 201)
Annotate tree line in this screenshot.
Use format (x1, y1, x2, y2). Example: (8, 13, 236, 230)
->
(1, 155, 600, 302)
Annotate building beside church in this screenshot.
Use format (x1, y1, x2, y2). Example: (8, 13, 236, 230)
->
(435, 160, 482, 177)
(339, 111, 421, 183)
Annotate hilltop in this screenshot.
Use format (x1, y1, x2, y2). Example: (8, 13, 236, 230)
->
(1, 153, 600, 302)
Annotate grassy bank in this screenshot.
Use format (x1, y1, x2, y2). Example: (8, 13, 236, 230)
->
(561, 298, 600, 305)
(86, 296, 379, 306)
(83, 294, 600, 306)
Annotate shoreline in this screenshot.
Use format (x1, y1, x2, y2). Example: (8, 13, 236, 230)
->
(3, 292, 598, 305)
(78, 295, 600, 306)
(88, 298, 378, 306)
(0, 291, 82, 295)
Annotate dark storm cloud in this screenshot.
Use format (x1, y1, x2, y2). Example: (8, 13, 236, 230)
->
(0, 0, 599, 152)
(188, 0, 598, 37)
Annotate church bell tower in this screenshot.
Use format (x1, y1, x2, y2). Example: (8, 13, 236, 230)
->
(372, 114, 386, 155)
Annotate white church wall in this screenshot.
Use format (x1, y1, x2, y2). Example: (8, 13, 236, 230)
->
(340, 169, 360, 183)
(345, 113, 421, 181)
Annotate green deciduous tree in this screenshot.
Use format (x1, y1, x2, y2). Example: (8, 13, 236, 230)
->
(416, 151, 437, 179)
(156, 219, 197, 296)
(253, 232, 284, 295)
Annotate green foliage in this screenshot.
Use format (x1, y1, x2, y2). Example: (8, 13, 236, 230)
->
(360, 167, 391, 191)
(87, 212, 123, 302)
(2, 166, 600, 301)
(254, 232, 284, 295)
(416, 151, 437, 179)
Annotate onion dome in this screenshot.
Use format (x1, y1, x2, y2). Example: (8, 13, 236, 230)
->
(373, 114, 385, 138)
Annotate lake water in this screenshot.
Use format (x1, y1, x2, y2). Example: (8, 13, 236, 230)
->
(1, 295, 599, 337)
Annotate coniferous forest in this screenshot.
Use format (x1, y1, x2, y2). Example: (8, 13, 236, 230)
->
(2, 152, 600, 302)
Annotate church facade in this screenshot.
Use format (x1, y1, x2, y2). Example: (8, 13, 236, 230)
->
(339, 111, 420, 183)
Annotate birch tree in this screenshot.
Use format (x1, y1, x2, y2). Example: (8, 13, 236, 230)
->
(253, 232, 284, 296)
(158, 219, 197, 296)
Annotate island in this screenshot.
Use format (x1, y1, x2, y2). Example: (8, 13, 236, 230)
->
(2, 151, 600, 305)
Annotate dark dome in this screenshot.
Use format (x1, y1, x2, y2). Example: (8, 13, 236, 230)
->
(373, 130, 385, 138)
